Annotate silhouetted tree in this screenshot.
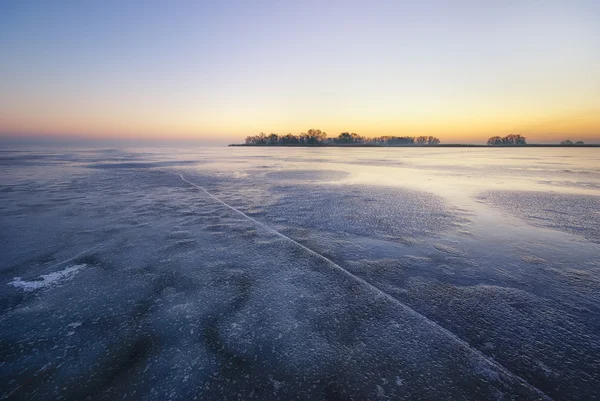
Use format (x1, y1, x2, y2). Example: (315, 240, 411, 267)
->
(336, 132, 353, 143)
(415, 136, 440, 145)
(350, 133, 364, 143)
(280, 133, 299, 145)
(389, 136, 415, 145)
(487, 136, 503, 145)
(305, 129, 327, 144)
(503, 134, 527, 145)
(488, 134, 526, 146)
(335, 132, 365, 143)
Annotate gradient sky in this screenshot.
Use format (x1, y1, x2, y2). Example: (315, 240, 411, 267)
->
(1, 0, 599, 143)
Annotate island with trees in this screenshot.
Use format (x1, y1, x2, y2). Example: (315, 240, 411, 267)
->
(237, 129, 441, 147)
(229, 129, 598, 147)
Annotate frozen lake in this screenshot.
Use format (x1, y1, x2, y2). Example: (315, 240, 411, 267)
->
(1, 147, 599, 400)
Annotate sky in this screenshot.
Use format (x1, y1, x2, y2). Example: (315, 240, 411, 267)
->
(0, 0, 599, 144)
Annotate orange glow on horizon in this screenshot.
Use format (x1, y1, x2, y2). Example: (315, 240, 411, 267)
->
(1, 108, 598, 143)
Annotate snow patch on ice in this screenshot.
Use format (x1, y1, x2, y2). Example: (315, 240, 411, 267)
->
(9, 264, 86, 292)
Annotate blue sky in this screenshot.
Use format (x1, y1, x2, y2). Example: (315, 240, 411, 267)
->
(1, 0, 598, 142)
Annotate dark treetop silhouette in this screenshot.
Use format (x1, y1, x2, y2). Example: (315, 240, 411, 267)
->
(241, 129, 440, 146)
(232, 131, 598, 147)
(560, 140, 585, 145)
(486, 134, 527, 146)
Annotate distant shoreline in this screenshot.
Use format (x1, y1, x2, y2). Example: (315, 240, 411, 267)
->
(229, 143, 600, 148)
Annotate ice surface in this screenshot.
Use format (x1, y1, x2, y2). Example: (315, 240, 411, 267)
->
(1, 147, 599, 400)
(479, 190, 600, 243)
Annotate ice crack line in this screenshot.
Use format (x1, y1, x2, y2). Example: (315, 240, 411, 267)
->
(177, 173, 553, 400)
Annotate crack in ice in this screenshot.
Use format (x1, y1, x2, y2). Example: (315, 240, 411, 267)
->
(178, 173, 553, 401)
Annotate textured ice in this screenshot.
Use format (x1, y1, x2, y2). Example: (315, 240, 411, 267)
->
(266, 169, 349, 181)
(1, 147, 599, 400)
(479, 190, 600, 243)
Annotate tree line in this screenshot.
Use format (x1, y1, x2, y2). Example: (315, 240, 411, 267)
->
(560, 139, 585, 145)
(487, 135, 588, 146)
(244, 129, 440, 146)
(243, 131, 589, 147)
(486, 134, 527, 146)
